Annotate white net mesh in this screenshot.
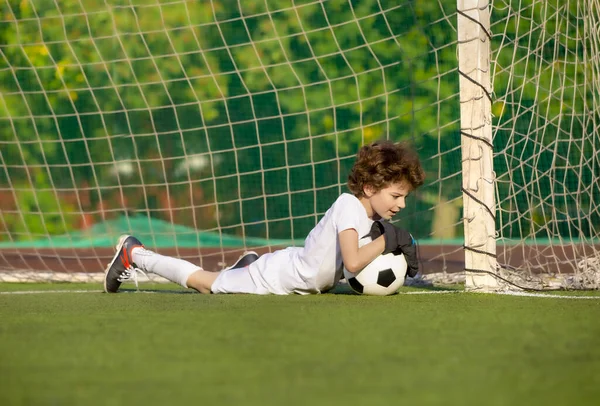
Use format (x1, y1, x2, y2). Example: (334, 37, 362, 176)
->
(0, 0, 461, 282)
(491, 0, 600, 289)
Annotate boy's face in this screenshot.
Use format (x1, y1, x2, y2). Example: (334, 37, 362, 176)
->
(363, 181, 411, 220)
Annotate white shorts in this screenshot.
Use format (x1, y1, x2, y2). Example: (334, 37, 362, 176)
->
(210, 266, 271, 295)
(210, 249, 305, 295)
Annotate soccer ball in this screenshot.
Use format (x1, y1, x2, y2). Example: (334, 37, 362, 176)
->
(343, 236, 407, 296)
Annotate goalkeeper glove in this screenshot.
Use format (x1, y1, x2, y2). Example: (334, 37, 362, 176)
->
(369, 220, 419, 278)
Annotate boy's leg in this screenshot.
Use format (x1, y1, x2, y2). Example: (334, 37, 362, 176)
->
(104, 235, 212, 293)
(135, 249, 260, 294)
(131, 245, 214, 293)
(185, 269, 220, 294)
(209, 266, 270, 294)
(186, 251, 260, 293)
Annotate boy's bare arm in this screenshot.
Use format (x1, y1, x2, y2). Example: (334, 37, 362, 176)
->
(338, 228, 385, 273)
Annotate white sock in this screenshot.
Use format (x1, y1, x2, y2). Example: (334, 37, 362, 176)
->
(131, 247, 201, 288)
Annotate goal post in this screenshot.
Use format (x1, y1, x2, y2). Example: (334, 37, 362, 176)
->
(457, 0, 499, 291)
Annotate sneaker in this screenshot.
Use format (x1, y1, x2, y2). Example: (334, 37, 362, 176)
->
(103, 235, 145, 293)
(223, 251, 259, 271)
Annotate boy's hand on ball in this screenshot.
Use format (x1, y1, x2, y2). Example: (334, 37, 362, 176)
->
(369, 221, 419, 277)
(368, 221, 398, 254)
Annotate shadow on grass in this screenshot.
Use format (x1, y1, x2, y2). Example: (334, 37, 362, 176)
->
(328, 281, 461, 295)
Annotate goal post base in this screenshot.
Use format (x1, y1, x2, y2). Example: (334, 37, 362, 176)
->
(465, 271, 503, 292)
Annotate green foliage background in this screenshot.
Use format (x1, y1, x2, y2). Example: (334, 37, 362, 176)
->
(491, 0, 600, 241)
(0, 0, 597, 244)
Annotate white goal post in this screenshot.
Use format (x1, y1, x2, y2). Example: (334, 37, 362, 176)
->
(457, 0, 498, 290)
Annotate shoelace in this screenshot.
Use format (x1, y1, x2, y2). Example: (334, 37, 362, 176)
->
(117, 265, 148, 291)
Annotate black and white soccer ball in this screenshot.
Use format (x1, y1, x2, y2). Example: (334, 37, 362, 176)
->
(343, 236, 407, 296)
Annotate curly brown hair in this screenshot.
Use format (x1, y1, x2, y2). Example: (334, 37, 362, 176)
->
(347, 140, 425, 198)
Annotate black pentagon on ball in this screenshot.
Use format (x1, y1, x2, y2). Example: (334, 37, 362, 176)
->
(348, 277, 364, 294)
(377, 268, 397, 287)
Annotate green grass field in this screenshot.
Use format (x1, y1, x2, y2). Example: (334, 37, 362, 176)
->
(1, 283, 599, 406)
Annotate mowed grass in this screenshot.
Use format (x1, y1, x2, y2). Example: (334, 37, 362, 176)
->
(1, 283, 599, 406)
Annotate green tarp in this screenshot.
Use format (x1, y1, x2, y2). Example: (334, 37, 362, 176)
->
(0, 215, 296, 249)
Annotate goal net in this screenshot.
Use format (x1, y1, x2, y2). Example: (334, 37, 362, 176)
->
(0, 0, 598, 290)
(490, 0, 600, 290)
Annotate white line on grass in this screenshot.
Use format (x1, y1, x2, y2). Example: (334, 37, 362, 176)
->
(0, 290, 104, 295)
(493, 291, 600, 299)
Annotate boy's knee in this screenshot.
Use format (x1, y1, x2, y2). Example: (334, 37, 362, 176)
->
(186, 269, 219, 294)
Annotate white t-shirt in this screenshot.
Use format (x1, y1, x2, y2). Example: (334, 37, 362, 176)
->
(244, 193, 374, 295)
